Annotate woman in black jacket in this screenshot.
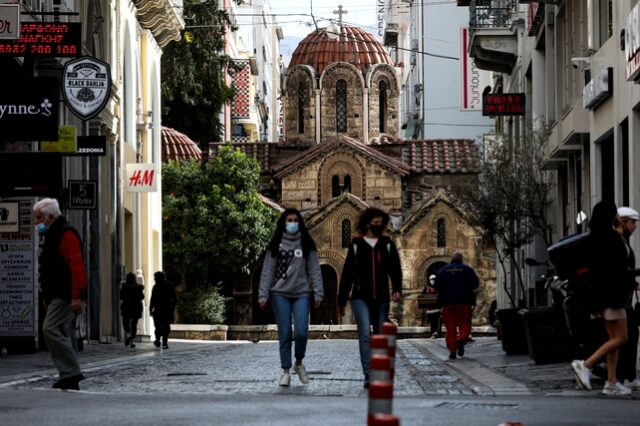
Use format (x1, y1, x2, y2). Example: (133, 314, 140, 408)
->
(338, 208, 402, 388)
(120, 272, 144, 348)
(571, 200, 631, 396)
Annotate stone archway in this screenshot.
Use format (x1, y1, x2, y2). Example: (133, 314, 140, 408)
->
(311, 265, 338, 324)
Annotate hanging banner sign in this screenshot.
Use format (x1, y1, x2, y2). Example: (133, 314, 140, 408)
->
(63, 56, 111, 120)
(0, 4, 20, 40)
(0, 77, 59, 141)
(0, 22, 81, 57)
(460, 27, 491, 111)
(40, 126, 77, 153)
(125, 163, 158, 193)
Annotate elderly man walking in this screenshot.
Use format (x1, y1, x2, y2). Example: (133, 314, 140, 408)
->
(435, 252, 479, 360)
(33, 198, 87, 390)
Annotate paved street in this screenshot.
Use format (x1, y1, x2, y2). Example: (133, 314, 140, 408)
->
(2, 337, 640, 425)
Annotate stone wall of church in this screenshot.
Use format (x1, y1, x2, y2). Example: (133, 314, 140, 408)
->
(320, 65, 363, 140)
(284, 67, 316, 143)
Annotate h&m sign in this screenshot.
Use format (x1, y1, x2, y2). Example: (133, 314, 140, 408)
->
(125, 163, 157, 193)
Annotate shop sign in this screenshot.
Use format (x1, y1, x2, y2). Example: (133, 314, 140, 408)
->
(68, 180, 97, 209)
(71, 136, 107, 156)
(460, 27, 491, 111)
(125, 163, 158, 193)
(0, 22, 81, 57)
(0, 77, 59, 141)
(63, 56, 111, 120)
(583, 68, 613, 110)
(626, 3, 640, 81)
(0, 202, 19, 233)
(482, 93, 525, 116)
(40, 126, 77, 153)
(0, 4, 20, 40)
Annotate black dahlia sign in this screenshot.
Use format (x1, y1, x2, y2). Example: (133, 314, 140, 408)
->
(62, 56, 111, 120)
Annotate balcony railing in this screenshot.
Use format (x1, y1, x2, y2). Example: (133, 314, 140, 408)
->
(470, 0, 515, 29)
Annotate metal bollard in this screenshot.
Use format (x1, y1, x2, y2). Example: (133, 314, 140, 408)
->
(368, 414, 400, 426)
(381, 322, 397, 380)
(367, 381, 393, 425)
(369, 354, 392, 384)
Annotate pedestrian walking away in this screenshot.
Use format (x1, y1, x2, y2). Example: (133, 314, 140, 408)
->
(434, 252, 479, 360)
(258, 208, 324, 387)
(614, 206, 640, 391)
(120, 272, 145, 348)
(422, 274, 442, 338)
(338, 207, 402, 388)
(33, 198, 87, 390)
(150, 271, 176, 349)
(571, 201, 632, 396)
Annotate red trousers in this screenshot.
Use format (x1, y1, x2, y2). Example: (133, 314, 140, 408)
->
(442, 304, 472, 353)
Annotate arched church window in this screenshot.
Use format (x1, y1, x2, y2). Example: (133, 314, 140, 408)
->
(343, 175, 351, 193)
(437, 218, 446, 247)
(332, 176, 340, 197)
(379, 81, 387, 133)
(336, 79, 347, 133)
(342, 219, 352, 248)
(298, 82, 305, 134)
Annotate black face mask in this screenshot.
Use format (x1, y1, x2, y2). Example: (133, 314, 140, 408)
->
(369, 224, 384, 235)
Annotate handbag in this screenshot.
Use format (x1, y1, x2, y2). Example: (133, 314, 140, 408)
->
(418, 294, 438, 310)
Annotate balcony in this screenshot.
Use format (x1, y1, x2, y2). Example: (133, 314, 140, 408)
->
(467, 0, 518, 74)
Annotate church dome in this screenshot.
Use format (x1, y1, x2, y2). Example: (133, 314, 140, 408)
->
(289, 25, 394, 75)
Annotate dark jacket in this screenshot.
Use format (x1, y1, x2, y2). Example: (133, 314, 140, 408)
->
(40, 216, 84, 303)
(150, 279, 176, 321)
(338, 236, 402, 307)
(120, 282, 144, 319)
(586, 230, 633, 312)
(434, 261, 479, 306)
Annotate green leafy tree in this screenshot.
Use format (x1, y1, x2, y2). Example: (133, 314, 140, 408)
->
(161, 0, 237, 148)
(162, 145, 276, 309)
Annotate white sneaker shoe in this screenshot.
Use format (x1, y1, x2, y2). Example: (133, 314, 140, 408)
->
(293, 363, 309, 384)
(279, 372, 290, 387)
(624, 379, 640, 390)
(571, 360, 592, 390)
(602, 381, 632, 396)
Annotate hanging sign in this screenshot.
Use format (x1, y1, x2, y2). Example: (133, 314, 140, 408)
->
(0, 22, 81, 57)
(0, 4, 20, 40)
(125, 163, 158, 193)
(62, 56, 111, 120)
(40, 126, 77, 153)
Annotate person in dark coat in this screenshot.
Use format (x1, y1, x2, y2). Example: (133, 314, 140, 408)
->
(434, 252, 479, 360)
(120, 272, 144, 348)
(571, 201, 631, 396)
(150, 271, 176, 349)
(338, 207, 402, 388)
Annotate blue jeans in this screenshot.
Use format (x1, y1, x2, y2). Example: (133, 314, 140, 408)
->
(351, 298, 389, 377)
(271, 294, 311, 369)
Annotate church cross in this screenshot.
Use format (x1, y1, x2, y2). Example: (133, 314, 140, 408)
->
(333, 5, 348, 24)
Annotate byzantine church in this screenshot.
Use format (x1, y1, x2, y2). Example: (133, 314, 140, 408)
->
(209, 23, 496, 327)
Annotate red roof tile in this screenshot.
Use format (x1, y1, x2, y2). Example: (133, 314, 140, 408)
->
(400, 139, 480, 174)
(161, 127, 203, 162)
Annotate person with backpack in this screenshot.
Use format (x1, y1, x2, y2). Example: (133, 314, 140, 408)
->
(258, 208, 324, 387)
(120, 272, 144, 348)
(338, 207, 402, 388)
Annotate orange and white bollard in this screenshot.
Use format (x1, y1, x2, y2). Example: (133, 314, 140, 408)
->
(368, 414, 400, 426)
(381, 322, 397, 379)
(367, 381, 394, 425)
(369, 354, 392, 384)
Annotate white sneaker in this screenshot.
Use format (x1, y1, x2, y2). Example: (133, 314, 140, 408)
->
(571, 360, 592, 390)
(624, 379, 640, 390)
(602, 381, 632, 396)
(293, 363, 309, 384)
(279, 372, 290, 387)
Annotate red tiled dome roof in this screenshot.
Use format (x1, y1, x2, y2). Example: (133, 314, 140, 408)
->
(161, 127, 202, 162)
(289, 25, 393, 75)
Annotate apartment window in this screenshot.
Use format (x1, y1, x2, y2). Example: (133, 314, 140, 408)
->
(342, 219, 352, 248)
(336, 79, 347, 133)
(379, 81, 387, 133)
(437, 218, 446, 247)
(298, 82, 305, 134)
(598, 0, 612, 46)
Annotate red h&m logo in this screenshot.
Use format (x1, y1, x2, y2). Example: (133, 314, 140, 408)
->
(125, 163, 157, 192)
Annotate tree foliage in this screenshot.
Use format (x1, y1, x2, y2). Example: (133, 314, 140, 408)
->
(161, 0, 236, 148)
(455, 126, 554, 307)
(162, 145, 277, 291)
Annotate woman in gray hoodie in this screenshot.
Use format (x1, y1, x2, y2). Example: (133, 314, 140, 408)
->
(259, 208, 324, 387)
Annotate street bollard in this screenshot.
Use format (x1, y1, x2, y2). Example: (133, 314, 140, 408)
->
(381, 322, 397, 380)
(368, 414, 400, 426)
(369, 354, 392, 384)
(371, 334, 388, 357)
(367, 381, 393, 425)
